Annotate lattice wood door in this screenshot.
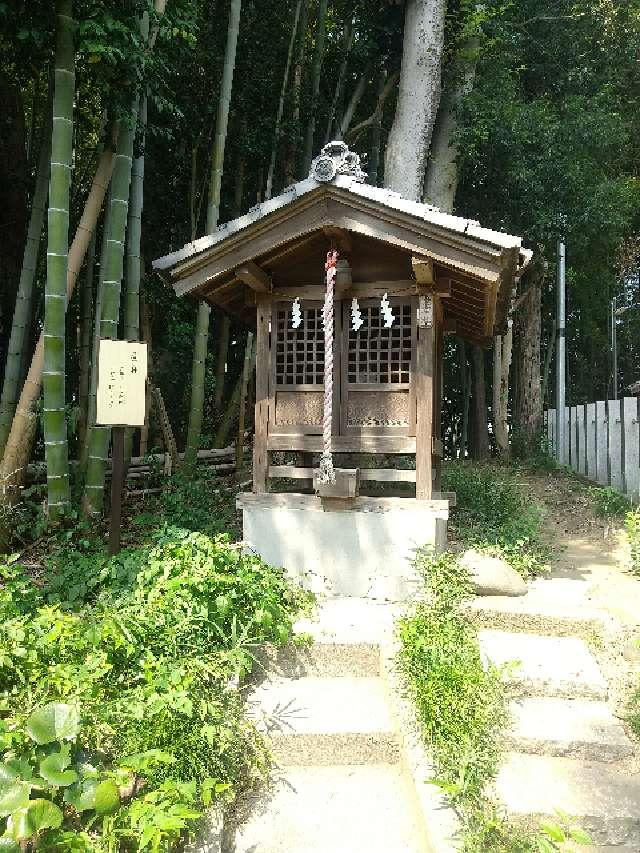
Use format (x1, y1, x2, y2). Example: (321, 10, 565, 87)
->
(341, 297, 417, 435)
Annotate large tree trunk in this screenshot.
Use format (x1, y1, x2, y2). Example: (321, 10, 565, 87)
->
(470, 344, 489, 460)
(512, 258, 544, 455)
(82, 107, 139, 517)
(423, 36, 479, 210)
(0, 109, 50, 457)
(184, 0, 242, 472)
(0, 146, 115, 509)
(43, 0, 75, 519)
(265, 0, 301, 200)
(493, 324, 513, 457)
(302, 0, 328, 175)
(384, 0, 446, 201)
(0, 72, 28, 373)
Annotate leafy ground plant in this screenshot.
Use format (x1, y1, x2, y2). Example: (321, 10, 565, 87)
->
(0, 514, 312, 850)
(625, 507, 640, 575)
(398, 548, 591, 852)
(588, 486, 631, 520)
(442, 462, 549, 578)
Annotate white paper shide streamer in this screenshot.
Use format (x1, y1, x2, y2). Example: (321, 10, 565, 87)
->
(351, 297, 363, 331)
(380, 292, 395, 328)
(291, 296, 302, 329)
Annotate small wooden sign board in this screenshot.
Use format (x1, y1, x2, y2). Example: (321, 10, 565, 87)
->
(96, 340, 148, 556)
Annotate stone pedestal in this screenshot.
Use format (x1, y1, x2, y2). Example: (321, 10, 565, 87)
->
(237, 493, 449, 601)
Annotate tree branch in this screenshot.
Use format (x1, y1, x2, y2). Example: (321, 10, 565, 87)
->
(346, 70, 399, 142)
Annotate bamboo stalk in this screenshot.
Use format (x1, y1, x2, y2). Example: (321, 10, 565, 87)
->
(323, 17, 355, 144)
(82, 104, 139, 517)
(0, 145, 116, 508)
(265, 0, 302, 200)
(184, 0, 242, 472)
(302, 0, 328, 174)
(0, 102, 51, 457)
(43, 0, 75, 518)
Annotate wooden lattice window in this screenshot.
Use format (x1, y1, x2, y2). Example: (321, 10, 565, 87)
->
(275, 303, 324, 386)
(347, 302, 412, 385)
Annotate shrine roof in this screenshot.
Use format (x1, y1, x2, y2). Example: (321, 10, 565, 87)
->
(153, 142, 532, 341)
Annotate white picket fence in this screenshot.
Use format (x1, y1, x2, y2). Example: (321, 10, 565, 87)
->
(544, 397, 640, 502)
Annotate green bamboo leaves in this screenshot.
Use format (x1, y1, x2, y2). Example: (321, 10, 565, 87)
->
(43, 0, 75, 519)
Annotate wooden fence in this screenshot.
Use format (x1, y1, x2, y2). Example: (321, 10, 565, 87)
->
(544, 397, 640, 501)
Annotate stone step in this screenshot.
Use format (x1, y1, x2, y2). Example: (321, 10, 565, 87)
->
(232, 764, 426, 853)
(506, 697, 633, 761)
(294, 597, 399, 643)
(247, 676, 399, 765)
(496, 753, 640, 848)
(479, 630, 608, 699)
(252, 640, 381, 678)
(467, 577, 611, 637)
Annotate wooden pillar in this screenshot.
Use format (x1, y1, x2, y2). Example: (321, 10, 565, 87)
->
(253, 299, 271, 492)
(416, 294, 434, 500)
(433, 309, 443, 491)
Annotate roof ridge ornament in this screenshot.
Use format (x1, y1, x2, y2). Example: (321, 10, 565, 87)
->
(309, 140, 367, 185)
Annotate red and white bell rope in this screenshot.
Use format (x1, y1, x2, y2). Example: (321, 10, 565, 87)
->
(318, 249, 338, 485)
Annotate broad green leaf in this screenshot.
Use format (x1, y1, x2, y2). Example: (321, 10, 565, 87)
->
(0, 781, 30, 818)
(0, 836, 20, 852)
(64, 779, 97, 812)
(93, 780, 120, 815)
(39, 751, 78, 787)
(26, 704, 80, 745)
(7, 798, 63, 839)
(540, 820, 566, 842)
(3, 759, 35, 784)
(568, 826, 593, 844)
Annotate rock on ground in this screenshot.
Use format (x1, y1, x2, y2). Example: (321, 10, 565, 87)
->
(460, 548, 528, 597)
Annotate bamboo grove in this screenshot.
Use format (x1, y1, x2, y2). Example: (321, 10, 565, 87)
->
(0, 0, 639, 533)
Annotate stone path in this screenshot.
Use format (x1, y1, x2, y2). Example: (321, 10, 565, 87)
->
(225, 599, 438, 853)
(472, 503, 640, 852)
(219, 474, 640, 852)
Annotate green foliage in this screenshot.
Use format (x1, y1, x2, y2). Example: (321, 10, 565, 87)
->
(442, 462, 549, 578)
(399, 549, 591, 852)
(399, 550, 508, 812)
(626, 508, 640, 576)
(0, 702, 132, 848)
(588, 487, 632, 519)
(0, 520, 311, 850)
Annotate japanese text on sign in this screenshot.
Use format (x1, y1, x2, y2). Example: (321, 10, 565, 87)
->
(96, 340, 148, 426)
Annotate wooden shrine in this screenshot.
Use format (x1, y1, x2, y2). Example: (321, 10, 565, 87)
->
(154, 142, 530, 599)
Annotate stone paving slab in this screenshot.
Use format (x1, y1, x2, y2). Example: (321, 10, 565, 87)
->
(247, 676, 399, 765)
(232, 764, 427, 853)
(252, 640, 381, 678)
(293, 597, 399, 644)
(467, 579, 611, 636)
(479, 630, 608, 699)
(506, 696, 633, 760)
(496, 753, 640, 847)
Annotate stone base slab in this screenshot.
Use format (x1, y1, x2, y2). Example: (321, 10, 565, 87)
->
(238, 493, 448, 600)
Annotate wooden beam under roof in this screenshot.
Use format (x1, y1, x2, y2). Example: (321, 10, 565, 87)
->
(323, 225, 353, 253)
(411, 256, 434, 285)
(236, 260, 270, 293)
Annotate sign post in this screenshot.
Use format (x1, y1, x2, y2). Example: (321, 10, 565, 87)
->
(96, 339, 148, 556)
